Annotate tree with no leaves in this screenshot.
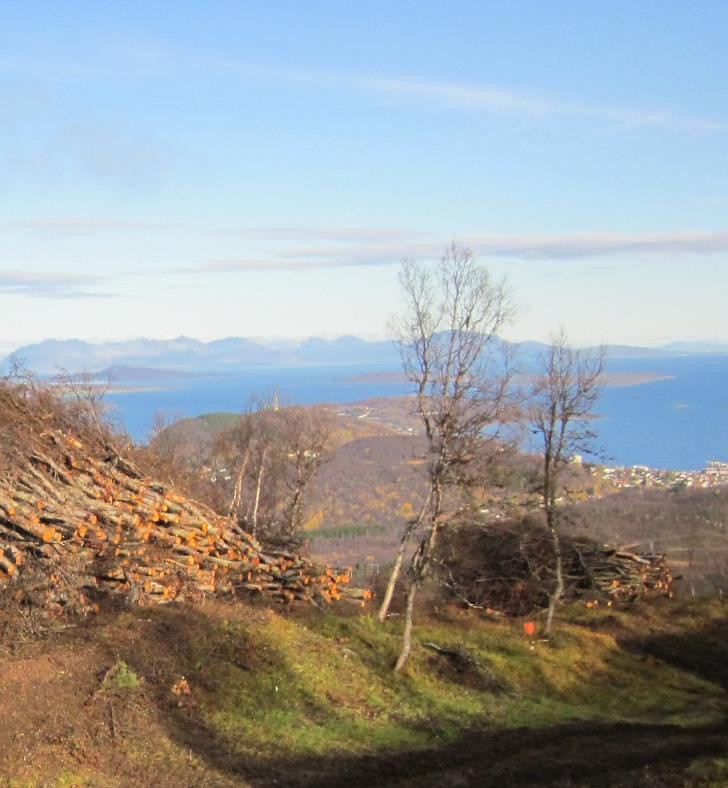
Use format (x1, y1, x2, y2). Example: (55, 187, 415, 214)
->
(377, 242, 517, 671)
(213, 391, 331, 546)
(530, 327, 606, 636)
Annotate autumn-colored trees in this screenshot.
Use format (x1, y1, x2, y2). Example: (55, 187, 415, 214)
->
(212, 392, 332, 546)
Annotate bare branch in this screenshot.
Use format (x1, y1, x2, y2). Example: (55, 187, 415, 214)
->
(380, 243, 518, 670)
(529, 327, 606, 636)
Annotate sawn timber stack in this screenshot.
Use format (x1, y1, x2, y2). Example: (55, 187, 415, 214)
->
(0, 427, 349, 615)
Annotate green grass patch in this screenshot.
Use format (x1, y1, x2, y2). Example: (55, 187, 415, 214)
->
(98, 596, 728, 779)
(109, 660, 141, 692)
(4, 595, 726, 787)
(126, 598, 725, 763)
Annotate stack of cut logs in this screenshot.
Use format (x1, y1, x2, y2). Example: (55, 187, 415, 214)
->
(0, 428, 352, 615)
(571, 542, 673, 604)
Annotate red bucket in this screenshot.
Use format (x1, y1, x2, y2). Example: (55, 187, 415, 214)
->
(523, 621, 536, 637)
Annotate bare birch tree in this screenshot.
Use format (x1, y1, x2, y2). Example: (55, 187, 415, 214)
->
(278, 404, 332, 539)
(376, 243, 517, 671)
(54, 368, 122, 440)
(213, 393, 331, 545)
(530, 327, 606, 636)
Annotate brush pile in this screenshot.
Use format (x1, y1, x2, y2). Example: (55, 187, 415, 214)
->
(435, 516, 673, 616)
(0, 376, 350, 616)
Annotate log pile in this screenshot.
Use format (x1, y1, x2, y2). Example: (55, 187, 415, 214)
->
(0, 426, 351, 615)
(570, 542, 673, 605)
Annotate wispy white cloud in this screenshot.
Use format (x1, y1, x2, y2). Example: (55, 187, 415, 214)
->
(463, 230, 728, 260)
(0, 270, 114, 298)
(234, 225, 425, 244)
(204, 253, 397, 273)
(201, 232, 438, 273)
(4, 37, 722, 135)
(213, 58, 725, 134)
(1, 218, 183, 238)
(347, 76, 725, 133)
(200, 228, 728, 273)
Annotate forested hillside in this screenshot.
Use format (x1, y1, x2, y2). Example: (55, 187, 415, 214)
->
(151, 397, 728, 600)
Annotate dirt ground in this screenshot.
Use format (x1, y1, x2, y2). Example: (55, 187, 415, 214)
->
(0, 605, 726, 788)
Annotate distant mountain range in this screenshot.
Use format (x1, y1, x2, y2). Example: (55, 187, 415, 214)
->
(1, 335, 400, 376)
(2, 335, 727, 377)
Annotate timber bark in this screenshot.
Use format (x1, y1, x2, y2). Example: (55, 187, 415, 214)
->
(377, 487, 432, 622)
(0, 425, 355, 615)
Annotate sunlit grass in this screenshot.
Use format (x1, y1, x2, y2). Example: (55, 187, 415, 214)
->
(173, 599, 728, 759)
(3, 595, 726, 787)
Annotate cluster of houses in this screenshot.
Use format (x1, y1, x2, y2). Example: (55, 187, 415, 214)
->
(592, 460, 728, 490)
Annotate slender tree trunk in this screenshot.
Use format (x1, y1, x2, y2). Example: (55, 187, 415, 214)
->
(377, 488, 432, 622)
(394, 484, 443, 671)
(544, 516, 563, 637)
(228, 451, 250, 519)
(250, 447, 267, 538)
(532, 329, 605, 638)
(395, 581, 418, 672)
(542, 419, 563, 637)
(286, 479, 305, 535)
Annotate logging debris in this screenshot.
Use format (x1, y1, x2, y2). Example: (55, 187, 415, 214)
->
(0, 426, 354, 615)
(436, 518, 673, 616)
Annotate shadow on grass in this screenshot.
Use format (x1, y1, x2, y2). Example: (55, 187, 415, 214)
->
(251, 720, 728, 788)
(617, 610, 728, 692)
(114, 603, 728, 788)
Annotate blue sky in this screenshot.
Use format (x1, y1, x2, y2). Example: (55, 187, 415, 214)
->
(1, 1, 727, 352)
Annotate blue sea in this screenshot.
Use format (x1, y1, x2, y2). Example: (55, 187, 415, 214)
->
(596, 355, 728, 471)
(104, 355, 728, 472)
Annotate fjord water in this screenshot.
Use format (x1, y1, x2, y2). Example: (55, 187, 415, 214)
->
(104, 363, 407, 440)
(104, 355, 728, 472)
(596, 355, 728, 470)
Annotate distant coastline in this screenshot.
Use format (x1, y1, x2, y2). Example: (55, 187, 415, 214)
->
(342, 370, 674, 387)
(97, 355, 727, 471)
(341, 371, 406, 384)
(600, 371, 673, 387)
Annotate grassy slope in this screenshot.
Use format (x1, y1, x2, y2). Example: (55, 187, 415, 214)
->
(1, 596, 727, 787)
